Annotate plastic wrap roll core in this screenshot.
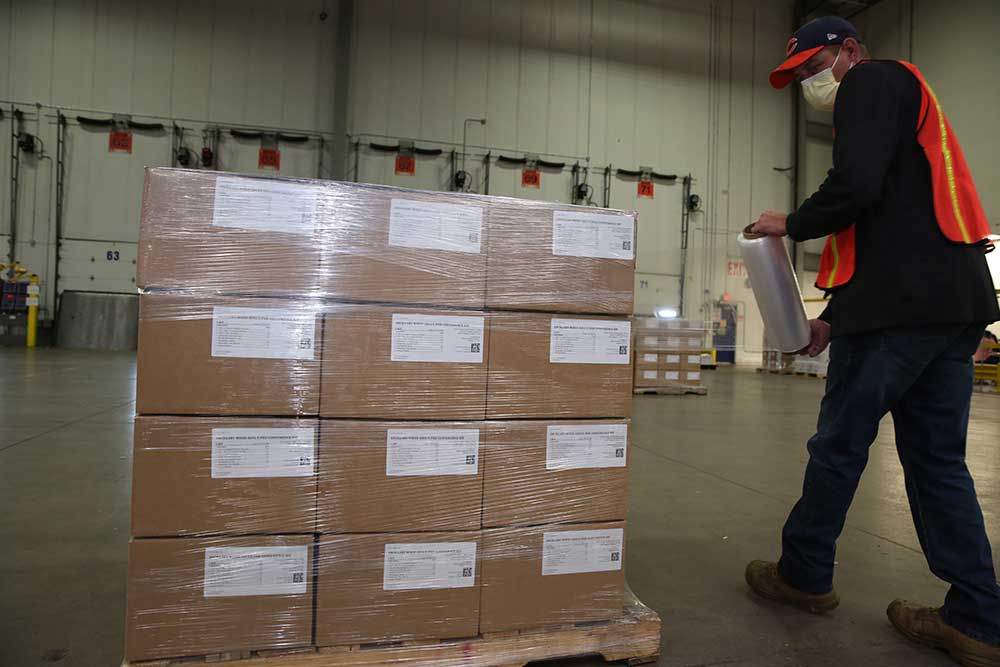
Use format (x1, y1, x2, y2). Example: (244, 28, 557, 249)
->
(737, 224, 810, 353)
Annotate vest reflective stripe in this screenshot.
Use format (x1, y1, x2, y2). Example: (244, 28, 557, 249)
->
(815, 61, 991, 291)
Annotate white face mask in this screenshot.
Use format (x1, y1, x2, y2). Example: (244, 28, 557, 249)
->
(801, 48, 853, 112)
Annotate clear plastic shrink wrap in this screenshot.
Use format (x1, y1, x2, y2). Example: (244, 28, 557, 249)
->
(125, 168, 659, 665)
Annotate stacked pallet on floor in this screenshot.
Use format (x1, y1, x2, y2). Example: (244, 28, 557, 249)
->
(757, 332, 828, 379)
(123, 168, 658, 667)
(632, 317, 708, 396)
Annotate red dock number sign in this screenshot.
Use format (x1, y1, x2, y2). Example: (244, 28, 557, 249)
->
(258, 148, 281, 170)
(521, 168, 540, 188)
(109, 130, 133, 153)
(637, 179, 654, 198)
(395, 154, 415, 175)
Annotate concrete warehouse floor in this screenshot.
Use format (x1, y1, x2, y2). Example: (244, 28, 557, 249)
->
(2, 349, 999, 667)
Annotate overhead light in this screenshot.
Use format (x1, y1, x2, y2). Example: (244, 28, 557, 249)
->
(656, 308, 678, 319)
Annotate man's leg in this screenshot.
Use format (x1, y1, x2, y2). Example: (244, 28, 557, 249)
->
(778, 331, 923, 594)
(891, 325, 1000, 646)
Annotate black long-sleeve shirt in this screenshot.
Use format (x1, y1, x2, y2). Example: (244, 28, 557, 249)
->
(786, 60, 999, 337)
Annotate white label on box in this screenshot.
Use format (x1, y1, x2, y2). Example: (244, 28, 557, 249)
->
(546, 424, 628, 471)
(664, 371, 680, 381)
(386, 428, 480, 476)
(549, 319, 631, 364)
(667, 337, 683, 349)
(687, 337, 702, 348)
(687, 372, 702, 381)
(642, 370, 657, 380)
(641, 336, 658, 347)
(390, 314, 485, 363)
(211, 307, 316, 360)
(203, 546, 308, 598)
(388, 198, 483, 254)
(211, 428, 316, 479)
(551, 210, 635, 260)
(642, 353, 657, 363)
(541, 528, 624, 576)
(666, 355, 681, 364)
(212, 176, 318, 236)
(687, 355, 701, 365)
(383, 542, 477, 590)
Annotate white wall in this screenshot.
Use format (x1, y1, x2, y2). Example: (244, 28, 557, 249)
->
(1, 0, 798, 363)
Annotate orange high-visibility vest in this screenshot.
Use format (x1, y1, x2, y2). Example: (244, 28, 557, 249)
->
(815, 61, 993, 290)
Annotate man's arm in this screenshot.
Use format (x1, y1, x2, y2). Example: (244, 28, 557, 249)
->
(786, 64, 902, 242)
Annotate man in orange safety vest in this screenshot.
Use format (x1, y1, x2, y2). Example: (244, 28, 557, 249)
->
(745, 16, 1000, 667)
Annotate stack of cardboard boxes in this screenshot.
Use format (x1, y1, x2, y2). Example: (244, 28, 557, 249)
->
(632, 317, 707, 391)
(125, 169, 636, 662)
(760, 332, 797, 374)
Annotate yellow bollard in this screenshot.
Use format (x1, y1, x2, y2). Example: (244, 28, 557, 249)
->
(26, 274, 39, 348)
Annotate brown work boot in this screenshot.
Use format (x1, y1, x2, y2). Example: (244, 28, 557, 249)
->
(887, 600, 1000, 667)
(744, 560, 840, 613)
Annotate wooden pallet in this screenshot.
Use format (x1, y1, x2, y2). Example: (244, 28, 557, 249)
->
(123, 590, 661, 667)
(633, 385, 707, 396)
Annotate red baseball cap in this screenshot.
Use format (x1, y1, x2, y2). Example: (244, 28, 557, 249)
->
(770, 16, 862, 89)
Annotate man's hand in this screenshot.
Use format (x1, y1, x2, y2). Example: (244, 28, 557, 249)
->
(799, 319, 831, 357)
(752, 210, 789, 236)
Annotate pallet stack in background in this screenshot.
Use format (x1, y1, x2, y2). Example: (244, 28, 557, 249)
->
(632, 317, 708, 395)
(758, 332, 828, 378)
(124, 168, 639, 663)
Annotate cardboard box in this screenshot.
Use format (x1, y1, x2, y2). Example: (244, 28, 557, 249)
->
(635, 351, 659, 369)
(320, 306, 488, 420)
(683, 370, 702, 385)
(682, 353, 702, 370)
(137, 168, 320, 296)
(659, 353, 682, 370)
(136, 293, 322, 416)
(132, 416, 318, 537)
(482, 420, 629, 527)
(125, 536, 313, 662)
(137, 169, 487, 307)
(480, 522, 626, 632)
(662, 370, 681, 384)
(487, 312, 632, 419)
(634, 367, 660, 388)
(316, 532, 481, 645)
(487, 201, 635, 314)
(318, 421, 484, 532)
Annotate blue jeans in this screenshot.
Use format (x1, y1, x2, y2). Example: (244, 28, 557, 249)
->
(779, 324, 1000, 646)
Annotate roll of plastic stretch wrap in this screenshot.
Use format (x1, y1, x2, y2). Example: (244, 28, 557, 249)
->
(737, 224, 811, 353)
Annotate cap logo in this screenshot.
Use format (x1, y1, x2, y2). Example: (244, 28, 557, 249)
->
(786, 37, 798, 55)
(827, 33, 838, 40)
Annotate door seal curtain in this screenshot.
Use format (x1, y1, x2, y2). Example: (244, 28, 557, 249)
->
(496, 154, 567, 170)
(368, 142, 442, 156)
(75, 116, 165, 131)
(230, 129, 309, 143)
(615, 168, 677, 181)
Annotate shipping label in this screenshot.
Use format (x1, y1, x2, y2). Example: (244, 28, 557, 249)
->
(641, 370, 657, 379)
(386, 428, 480, 476)
(390, 314, 484, 363)
(551, 210, 635, 260)
(545, 424, 628, 470)
(664, 371, 680, 381)
(666, 355, 681, 364)
(549, 319, 631, 364)
(641, 353, 658, 363)
(211, 428, 316, 478)
(382, 542, 477, 590)
(388, 198, 483, 253)
(211, 307, 316, 360)
(203, 546, 309, 597)
(212, 176, 318, 235)
(541, 528, 624, 576)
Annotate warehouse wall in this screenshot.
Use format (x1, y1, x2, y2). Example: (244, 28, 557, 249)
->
(797, 0, 1000, 311)
(1, 0, 798, 362)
